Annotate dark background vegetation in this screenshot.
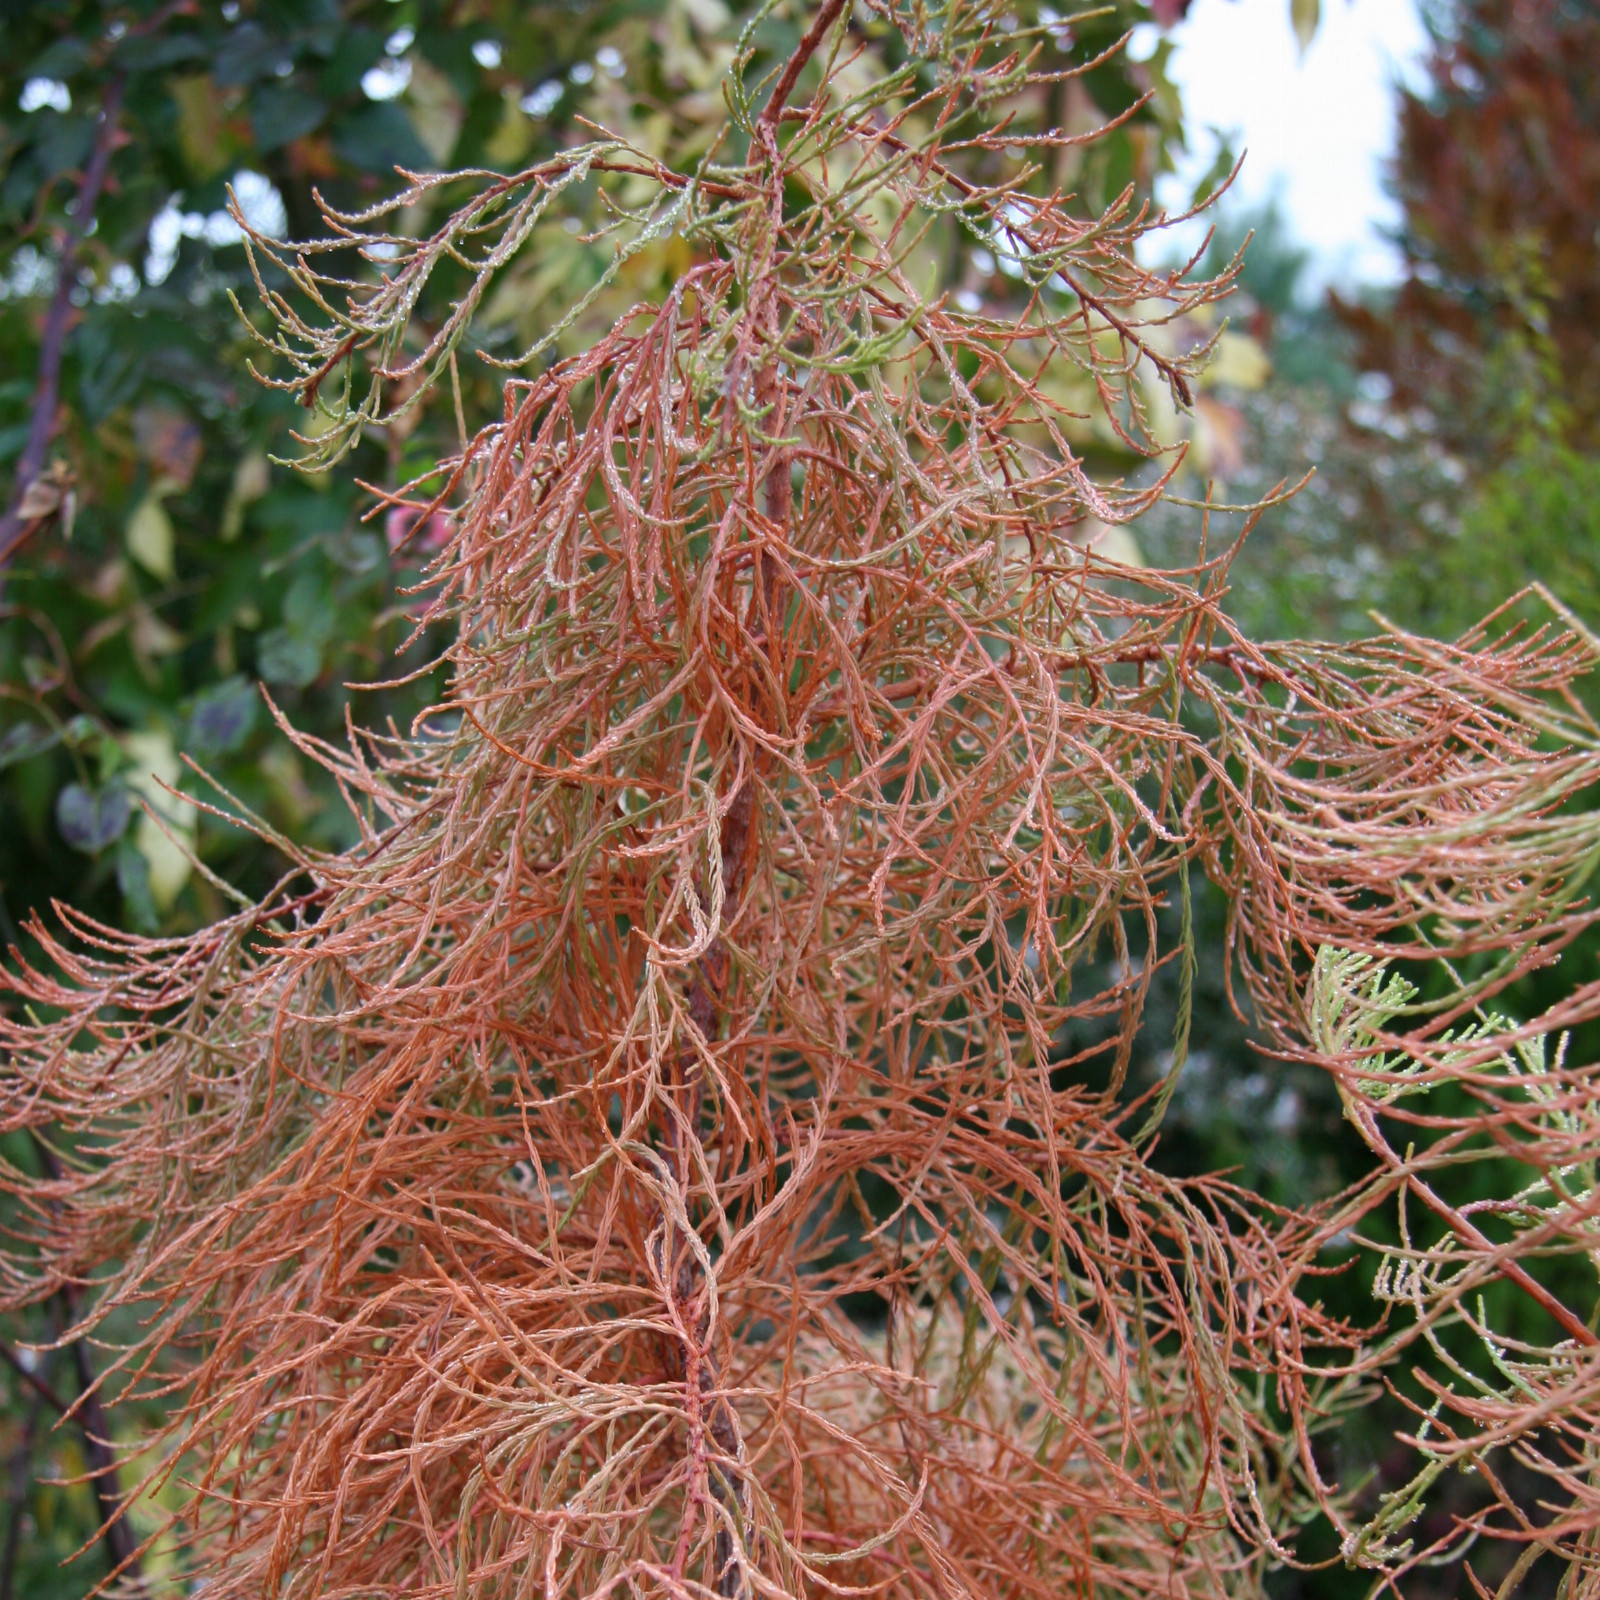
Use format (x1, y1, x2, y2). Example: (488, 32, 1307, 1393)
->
(1, 0, 1595, 1593)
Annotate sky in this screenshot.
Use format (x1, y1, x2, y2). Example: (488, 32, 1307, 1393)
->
(1136, 0, 1432, 290)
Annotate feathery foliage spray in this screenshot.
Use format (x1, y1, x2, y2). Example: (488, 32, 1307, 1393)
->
(7, 4, 1600, 1595)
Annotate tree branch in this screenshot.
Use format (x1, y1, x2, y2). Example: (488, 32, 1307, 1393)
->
(0, 1378, 44, 1600)
(757, 0, 848, 130)
(26, 1136, 145, 1589)
(0, 73, 126, 584)
(0, 1340, 69, 1418)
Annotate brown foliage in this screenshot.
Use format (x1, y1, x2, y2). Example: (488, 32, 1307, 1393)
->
(3, 5, 1600, 1596)
(1337, 0, 1600, 443)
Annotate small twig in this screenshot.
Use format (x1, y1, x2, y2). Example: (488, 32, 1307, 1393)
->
(301, 330, 361, 410)
(1351, 1102, 1599, 1349)
(0, 73, 126, 583)
(758, 0, 848, 130)
(1408, 1171, 1599, 1349)
(0, 1341, 69, 1418)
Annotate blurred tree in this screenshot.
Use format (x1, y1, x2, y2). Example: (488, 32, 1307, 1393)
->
(1133, 201, 1465, 644)
(1322, 0, 1600, 640)
(0, 0, 726, 949)
(1139, 0, 1600, 644)
(1339, 0, 1600, 454)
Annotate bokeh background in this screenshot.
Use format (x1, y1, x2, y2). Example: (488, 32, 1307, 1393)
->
(1, 0, 1594, 1594)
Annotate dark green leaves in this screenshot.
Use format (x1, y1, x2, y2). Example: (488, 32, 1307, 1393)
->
(251, 86, 327, 151)
(258, 567, 340, 689)
(116, 837, 158, 930)
(332, 104, 433, 174)
(188, 676, 258, 757)
(55, 782, 131, 853)
(25, 37, 91, 81)
(0, 720, 59, 771)
(257, 631, 322, 688)
(114, 32, 208, 73)
(212, 23, 289, 88)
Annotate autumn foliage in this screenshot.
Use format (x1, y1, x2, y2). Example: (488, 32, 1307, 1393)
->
(4, 5, 1600, 1597)
(1339, 0, 1600, 448)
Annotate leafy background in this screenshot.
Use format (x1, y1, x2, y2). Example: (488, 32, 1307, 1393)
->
(1, 0, 1596, 1594)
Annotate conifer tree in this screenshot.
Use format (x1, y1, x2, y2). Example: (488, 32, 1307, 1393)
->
(5, 4, 1600, 1596)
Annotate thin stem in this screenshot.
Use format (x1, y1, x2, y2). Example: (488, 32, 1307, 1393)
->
(0, 73, 126, 583)
(758, 0, 848, 130)
(0, 1341, 68, 1417)
(1352, 1101, 1599, 1349)
(27, 1137, 145, 1589)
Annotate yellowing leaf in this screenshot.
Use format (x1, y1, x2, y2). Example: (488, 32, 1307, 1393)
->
(135, 818, 194, 910)
(88, 560, 130, 607)
(682, 0, 729, 30)
(171, 75, 229, 178)
(1193, 396, 1248, 480)
(261, 743, 320, 829)
(16, 476, 62, 518)
(234, 449, 270, 503)
(131, 605, 184, 658)
(484, 89, 533, 168)
(659, 1, 733, 90)
(1205, 332, 1272, 392)
(221, 450, 270, 541)
(406, 57, 463, 167)
(134, 405, 203, 488)
(1291, 0, 1320, 55)
(1090, 523, 1145, 569)
(121, 730, 198, 909)
(126, 494, 175, 580)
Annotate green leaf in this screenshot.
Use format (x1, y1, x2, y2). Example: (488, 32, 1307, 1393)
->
(212, 22, 285, 88)
(318, 28, 384, 98)
(0, 721, 60, 771)
(75, 314, 142, 424)
(188, 676, 259, 757)
(35, 114, 96, 182)
(332, 103, 433, 175)
(257, 628, 323, 689)
(252, 86, 327, 151)
(27, 38, 91, 80)
(56, 783, 132, 854)
(283, 570, 338, 644)
(325, 527, 384, 575)
(116, 33, 207, 72)
(116, 839, 159, 933)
